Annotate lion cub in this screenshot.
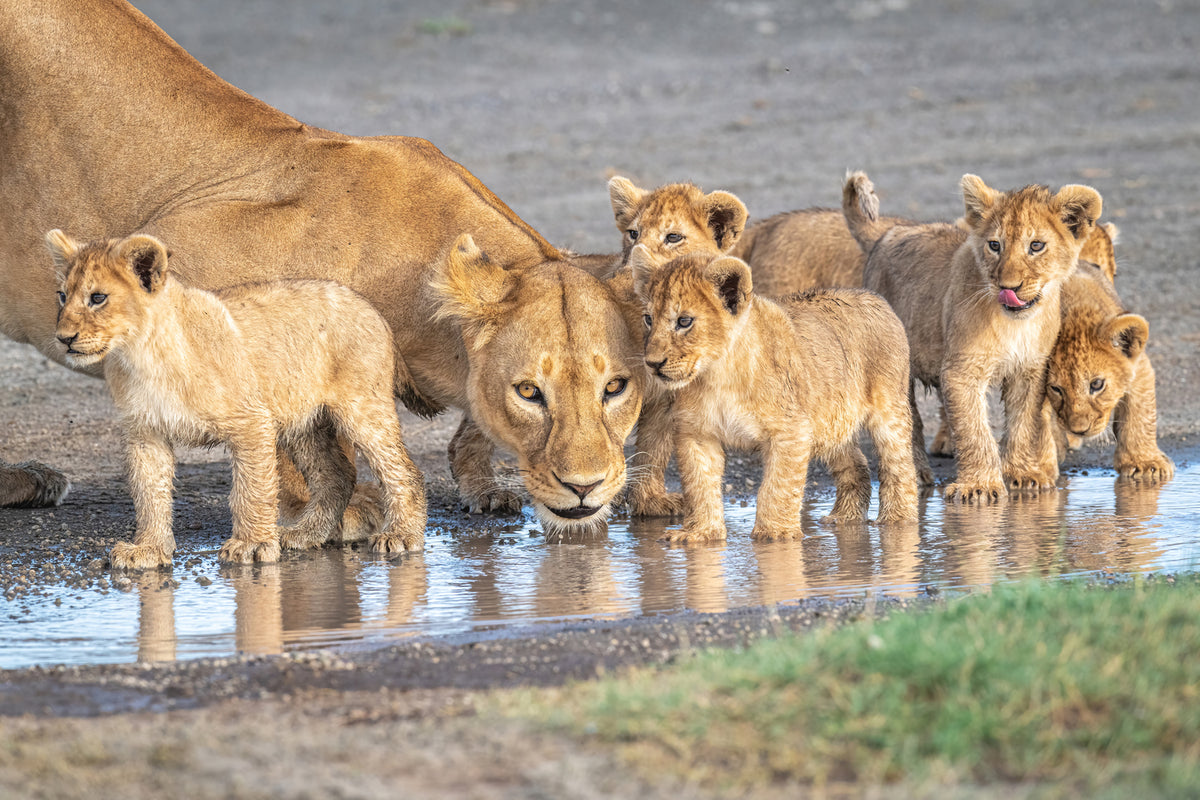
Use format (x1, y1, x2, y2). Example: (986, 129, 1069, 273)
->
(631, 246, 919, 541)
(845, 171, 1103, 502)
(1046, 223, 1173, 481)
(47, 230, 426, 568)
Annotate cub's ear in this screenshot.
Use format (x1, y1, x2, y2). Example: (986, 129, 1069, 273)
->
(703, 256, 753, 316)
(702, 190, 748, 252)
(117, 235, 170, 293)
(431, 233, 512, 348)
(628, 243, 657, 301)
(1102, 313, 1149, 360)
(608, 176, 647, 232)
(1053, 184, 1103, 240)
(44, 229, 81, 283)
(960, 174, 1000, 229)
(1102, 222, 1120, 245)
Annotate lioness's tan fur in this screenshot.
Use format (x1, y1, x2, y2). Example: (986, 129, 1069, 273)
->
(1047, 224, 1173, 481)
(48, 231, 426, 568)
(847, 170, 1102, 502)
(2, 0, 636, 525)
(631, 246, 919, 541)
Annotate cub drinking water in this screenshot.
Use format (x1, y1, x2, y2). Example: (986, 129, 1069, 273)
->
(47, 230, 426, 568)
(631, 246, 919, 542)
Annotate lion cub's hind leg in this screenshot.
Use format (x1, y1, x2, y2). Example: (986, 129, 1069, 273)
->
(867, 394, 922, 522)
(819, 442, 872, 524)
(278, 412, 356, 550)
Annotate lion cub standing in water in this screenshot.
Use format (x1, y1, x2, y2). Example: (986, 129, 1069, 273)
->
(631, 245, 919, 541)
(47, 231, 426, 568)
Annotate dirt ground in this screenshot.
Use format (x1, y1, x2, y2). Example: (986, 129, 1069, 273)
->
(2, 0, 1199, 796)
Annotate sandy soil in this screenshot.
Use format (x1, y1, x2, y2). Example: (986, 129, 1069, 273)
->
(2, 0, 1199, 796)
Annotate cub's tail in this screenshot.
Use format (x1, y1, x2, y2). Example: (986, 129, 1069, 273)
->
(841, 170, 892, 254)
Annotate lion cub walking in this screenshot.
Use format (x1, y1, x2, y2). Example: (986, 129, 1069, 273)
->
(631, 246, 919, 541)
(47, 231, 426, 568)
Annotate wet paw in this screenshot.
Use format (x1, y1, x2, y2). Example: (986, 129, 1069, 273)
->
(369, 530, 425, 554)
(110, 541, 173, 570)
(1, 461, 71, 508)
(661, 524, 726, 544)
(219, 538, 281, 565)
(1116, 453, 1175, 483)
(751, 524, 799, 540)
(279, 523, 330, 551)
(1004, 471, 1056, 493)
(461, 489, 523, 515)
(629, 490, 684, 518)
(944, 481, 1005, 504)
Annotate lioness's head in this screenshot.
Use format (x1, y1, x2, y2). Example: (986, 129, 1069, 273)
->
(630, 245, 752, 390)
(608, 177, 748, 268)
(46, 230, 169, 368)
(960, 175, 1102, 316)
(433, 234, 643, 533)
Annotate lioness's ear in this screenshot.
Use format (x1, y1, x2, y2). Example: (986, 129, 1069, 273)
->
(703, 256, 753, 316)
(1102, 313, 1149, 360)
(608, 176, 647, 232)
(703, 190, 748, 252)
(628, 244, 657, 301)
(960, 174, 999, 229)
(431, 233, 511, 348)
(117, 234, 169, 293)
(1053, 184, 1103, 241)
(44, 229, 81, 283)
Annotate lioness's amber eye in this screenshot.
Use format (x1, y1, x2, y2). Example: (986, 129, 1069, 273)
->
(643, 314, 652, 327)
(1048, 385, 1063, 397)
(987, 240, 1002, 253)
(89, 293, 108, 306)
(665, 232, 683, 244)
(604, 377, 628, 398)
(56, 291, 66, 306)
(1029, 241, 1045, 254)
(627, 229, 639, 242)
(676, 316, 693, 330)
(516, 381, 543, 402)
(1089, 378, 1106, 394)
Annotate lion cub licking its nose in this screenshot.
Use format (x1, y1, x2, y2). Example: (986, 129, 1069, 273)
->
(47, 230, 426, 569)
(631, 245, 919, 542)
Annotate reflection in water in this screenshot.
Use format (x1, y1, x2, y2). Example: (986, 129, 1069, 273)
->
(4, 466, 1199, 668)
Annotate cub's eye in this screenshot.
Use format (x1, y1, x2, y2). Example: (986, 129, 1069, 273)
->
(627, 229, 639, 242)
(604, 377, 628, 399)
(664, 232, 684, 244)
(987, 240, 1002, 253)
(515, 381, 543, 403)
(1029, 241, 1045, 254)
(676, 316, 693, 330)
(642, 313, 652, 328)
(1089, 377, 1106, 394)
(89, 293, 108, 306)
(56, 291, 66, 307)
(1047, 385, 1064, 397)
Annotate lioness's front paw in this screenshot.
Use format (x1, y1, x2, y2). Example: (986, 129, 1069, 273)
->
(461, 489, 523, 515)
(944, 480, 1005, 504)
(110, 541, 173, 570)
(629, 489, 685, 518)
(661, 524, 726, 544)
(279, 522, 332, 551)
(369, 529, 424, 554)
(1116, 452, 1175, 483)
(219, 538, 281, 565)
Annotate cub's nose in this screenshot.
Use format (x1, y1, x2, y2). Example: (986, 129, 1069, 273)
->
(645, 357, 667, 372)
(57, 333, 78, 347)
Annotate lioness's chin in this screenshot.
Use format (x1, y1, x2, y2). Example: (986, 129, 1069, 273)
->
(534, 500, 612, 536)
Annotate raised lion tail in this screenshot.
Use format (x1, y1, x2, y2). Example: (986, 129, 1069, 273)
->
(841, 170, 891, 254)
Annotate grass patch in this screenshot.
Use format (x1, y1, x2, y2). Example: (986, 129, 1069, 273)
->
(493, 578, 1200, 796)
(418, 16, 472, 37)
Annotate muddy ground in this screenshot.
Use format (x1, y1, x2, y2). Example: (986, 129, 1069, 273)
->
(2, 0, 1199, 796)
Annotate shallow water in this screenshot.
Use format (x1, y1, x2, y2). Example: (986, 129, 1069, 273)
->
(2, 464, 1197, 670)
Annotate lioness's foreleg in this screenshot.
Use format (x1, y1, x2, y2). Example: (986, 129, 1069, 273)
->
(1000, 369, 1058, 492)
(669, 428, 727, 543)
(278, 415, 356, 550)
(219, 421, 282, 564)
(1112, 361, 1174, 481)
(448, 415, 522, 514)
(111, 429, 176, 570)
(627, 390, 684, 517)
(0, 460, 70, 508)
(942, 364, 1005, 503)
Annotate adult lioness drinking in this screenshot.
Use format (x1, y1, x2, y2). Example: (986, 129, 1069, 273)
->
(0, 0, 639, 530)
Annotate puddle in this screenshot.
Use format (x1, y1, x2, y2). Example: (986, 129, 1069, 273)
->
(2, 464, 1197, 670)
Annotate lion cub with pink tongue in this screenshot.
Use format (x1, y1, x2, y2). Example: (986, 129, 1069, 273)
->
(630, 245, 919, 542)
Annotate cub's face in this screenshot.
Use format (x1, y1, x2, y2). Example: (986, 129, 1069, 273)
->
(46, 232, 162, 368)
(639, 257, 737, 390)
(960, 177, 1102, 317)
(608, 177, 747, 270)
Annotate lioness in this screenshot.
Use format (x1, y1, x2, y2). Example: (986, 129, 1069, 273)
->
(2, 0, 637, 529)
(48, 230, 427, 568)
(1046, 224, 1174, 481)
(846, 170, 1103, 502)
(632, 246, 919, 542)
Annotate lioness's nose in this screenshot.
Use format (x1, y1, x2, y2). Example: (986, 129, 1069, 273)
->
(557, 476, 602, 501)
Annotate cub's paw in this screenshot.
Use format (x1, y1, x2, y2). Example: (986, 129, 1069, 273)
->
(461, 488, 523, 516)
(751, 523, 801, 540)
(1004, 471, 1057, 494)
(629, 489, 685, 518)
(338, 484, 385, 543)
(1116, 452, 1175, 483)
(661, 524, 726, 544)
(369, 529, 425, 554)
(929, 425, 955, 458)
(944, 480, 1005, 504)
(110, 541, 173, 571)
(280, 521, 333, 551)
(219, 538, 281, 565)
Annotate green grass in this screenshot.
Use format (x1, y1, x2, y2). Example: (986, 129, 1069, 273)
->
(493, 578, 1200, 796)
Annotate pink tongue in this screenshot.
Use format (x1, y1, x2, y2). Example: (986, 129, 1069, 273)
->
(998, 289, 1024, 308)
